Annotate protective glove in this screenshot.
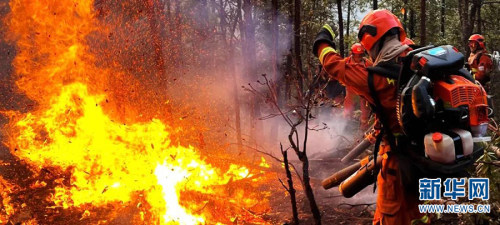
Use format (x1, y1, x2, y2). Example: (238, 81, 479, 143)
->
(312, 24, 336, 57)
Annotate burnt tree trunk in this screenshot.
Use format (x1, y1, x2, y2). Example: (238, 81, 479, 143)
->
(301, 154, 321, 224)
(346, 0, 351, 49)
(238, 0, 245, 47)
(285, 0, 293, 101)
(459, 0, 467, 49)
(271, 0, 280, 142)
(476, 1, 482, 34)
(302, 100, 322, 225)
(221, 0, 243, 153)
(337, 0, 344, 57)
(459, 0, 480, 55)
(285, 53, 292, 101)
(419, 0, 426, 45)
(272, 0, 279, 84)
(468, 0, 479, 41)
(441, 0, 445, 37)
(230, 47, 243, 153)
(218, 0, 227, 43)
(373, 0, 378, 10)
(242, 0, 261, 143)
(281, 147, 299, 225)
(289, 126, 321, 224)
(469, 0, 480, 33)
(403, 0, 408, 31)
(294, 0, 303, 90)
(409, 7, 415, 38)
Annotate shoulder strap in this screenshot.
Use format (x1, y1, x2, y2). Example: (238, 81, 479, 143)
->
(367, 67, 399, 154)
(366, 63, 402, 192)
(366, 64, 401, 80)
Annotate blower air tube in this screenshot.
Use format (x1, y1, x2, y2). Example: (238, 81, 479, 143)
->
(341, 139, 372, 162)
(339, 156, 383, 198)
(321, 161, 362, 189)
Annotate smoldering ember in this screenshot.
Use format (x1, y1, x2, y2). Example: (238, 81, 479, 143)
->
(0, 0, 499, 225)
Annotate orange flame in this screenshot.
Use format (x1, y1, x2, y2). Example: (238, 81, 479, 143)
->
(2, 0, 272, 224)
(0, 177, 16, 224)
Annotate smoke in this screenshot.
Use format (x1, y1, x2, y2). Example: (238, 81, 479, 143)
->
(165, 0, 367, 164)
(257, 107, 357, 157)
(142, 1, 299, 154)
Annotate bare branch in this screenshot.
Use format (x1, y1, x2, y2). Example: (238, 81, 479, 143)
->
(254, 149, 282, 163)
(288, 121, 303, 159)
(278, 178, 290, 191)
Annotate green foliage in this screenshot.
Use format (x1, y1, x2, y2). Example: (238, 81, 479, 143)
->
(379, 0, 498, 53)
(467, 131, 500, 224)
(411, 214, 429, 225)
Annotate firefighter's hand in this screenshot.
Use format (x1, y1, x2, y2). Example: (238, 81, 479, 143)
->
(313, 24, 336, 57)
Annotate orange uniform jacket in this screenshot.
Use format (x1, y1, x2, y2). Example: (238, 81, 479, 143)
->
(318, 43, 401, 136)
(317, 43, 425, 224)
(468, 51, 493, 85)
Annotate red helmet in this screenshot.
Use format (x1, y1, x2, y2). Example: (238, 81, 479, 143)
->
(402, 37, 415, 45)
(469, 34, 485, 49)
(358, 9, 406, 51)
(351, 43, 364, 54)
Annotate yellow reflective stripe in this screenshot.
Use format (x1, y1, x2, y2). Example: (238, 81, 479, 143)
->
(323, 24, 335, 38)
(319, 47, 336, 64)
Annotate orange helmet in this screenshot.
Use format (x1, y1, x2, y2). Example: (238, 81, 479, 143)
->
(351, 43, 364, 54)
(402, 37, 415, 45)
(358, 9, 406, 51)
(469, 34, 485, 49)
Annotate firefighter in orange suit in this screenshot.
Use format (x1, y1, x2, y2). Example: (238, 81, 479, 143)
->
(468, 34, 493, 87)
(313, 10, 427, 224)
(343, 43, 373, 130)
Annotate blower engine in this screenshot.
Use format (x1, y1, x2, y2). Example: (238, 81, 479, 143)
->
(398, 45, 489, 172)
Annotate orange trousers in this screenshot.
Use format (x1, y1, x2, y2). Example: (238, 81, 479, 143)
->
(373, 148, 427, 225)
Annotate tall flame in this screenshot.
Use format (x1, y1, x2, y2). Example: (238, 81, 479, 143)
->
(1, 0, 272, 224)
